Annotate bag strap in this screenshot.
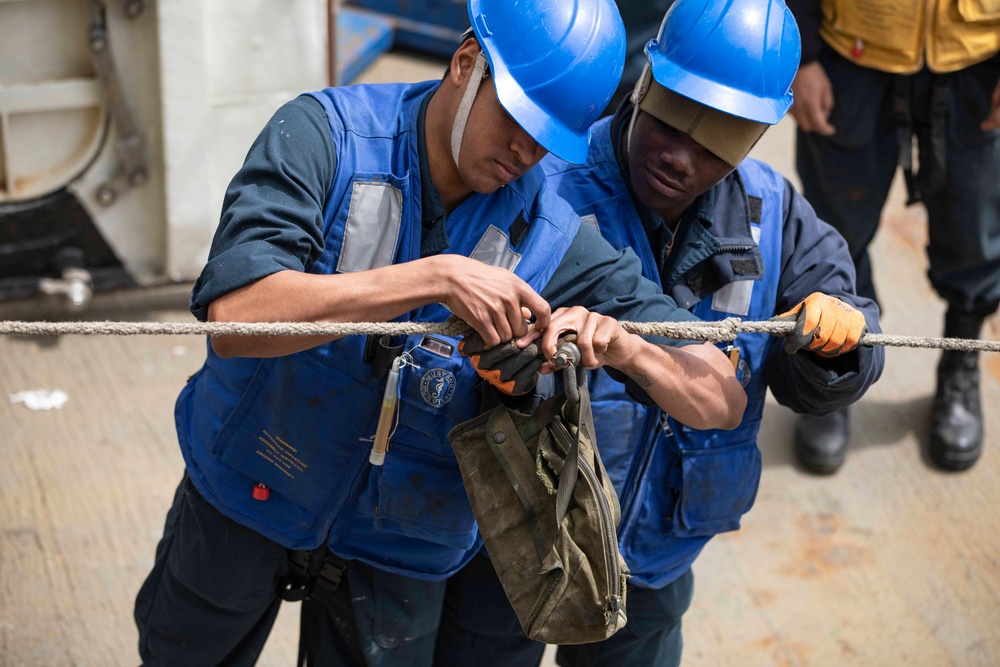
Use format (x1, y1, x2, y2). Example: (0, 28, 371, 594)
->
(550, 361, 589, 527)
(573, 378, 617, 521)
(490, 348, 592, 536)
(515, 392, 565, 443)
(552, 419, 580, 527)
(488, 409, 555, 562)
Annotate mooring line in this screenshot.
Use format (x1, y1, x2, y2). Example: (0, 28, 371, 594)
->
(2, 318, 999, 352)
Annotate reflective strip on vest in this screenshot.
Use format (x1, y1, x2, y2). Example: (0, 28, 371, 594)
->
(337, 182, 403, 273)
(710, 227, 761, 316)
(469, 225, 522, 272)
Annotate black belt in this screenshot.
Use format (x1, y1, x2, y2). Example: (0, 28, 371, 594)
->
(280, 544, 348, 604)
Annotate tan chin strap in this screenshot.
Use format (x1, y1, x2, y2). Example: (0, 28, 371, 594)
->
(626, 64, 653, 157)
(451, 51, 489, 170)
(632, 66, 768, 168)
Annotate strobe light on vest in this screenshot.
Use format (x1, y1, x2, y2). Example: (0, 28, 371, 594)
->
(369, 355, 402, 466)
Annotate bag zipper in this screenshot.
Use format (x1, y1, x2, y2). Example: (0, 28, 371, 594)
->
(577, 455, 625, 627)
(553, 422, 623, 625)
(718, 243, 756, 253)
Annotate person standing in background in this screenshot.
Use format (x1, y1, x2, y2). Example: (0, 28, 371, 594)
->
(787, 0, 1000, 473)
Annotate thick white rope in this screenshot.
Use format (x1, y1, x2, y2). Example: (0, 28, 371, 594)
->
(2, 318, 998, 352)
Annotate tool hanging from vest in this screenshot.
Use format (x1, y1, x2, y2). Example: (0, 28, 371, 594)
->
(369, 355, 402, 465)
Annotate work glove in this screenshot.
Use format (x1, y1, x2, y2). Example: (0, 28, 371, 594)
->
(772, 292, 868, 357)
(458, 333, 544, 395)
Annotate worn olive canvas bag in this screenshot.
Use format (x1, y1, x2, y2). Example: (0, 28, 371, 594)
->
(448, 355, 628, 645)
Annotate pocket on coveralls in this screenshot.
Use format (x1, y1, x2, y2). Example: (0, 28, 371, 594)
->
(211, 349, 381, 515)
(671, 429, 762, 538)
(395, 336, 480, 457)
(356, 337, 480, 551)
(371, 444, 479, 550)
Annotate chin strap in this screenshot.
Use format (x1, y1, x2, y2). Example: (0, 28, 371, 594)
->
(451, 51, 489, 170)
(626, 64, 652, 157)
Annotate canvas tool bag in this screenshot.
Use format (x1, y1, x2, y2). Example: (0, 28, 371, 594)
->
(448, 343, 628, 645)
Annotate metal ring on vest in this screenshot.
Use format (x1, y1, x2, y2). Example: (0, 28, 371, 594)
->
(451, 51, 489, 170)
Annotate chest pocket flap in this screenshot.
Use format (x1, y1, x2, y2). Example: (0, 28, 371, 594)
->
(957, 0, 1000, 22)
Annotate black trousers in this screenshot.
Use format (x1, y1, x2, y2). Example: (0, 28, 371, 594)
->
(135, 475, 448, 667)
(136, 476, 695, 666)
(555, 569, 694, 667)
(135, 475, 289, 666)
(432, 549, 696, 667)
(433, 550, 547, 667)
(796, 49, 1000, 318)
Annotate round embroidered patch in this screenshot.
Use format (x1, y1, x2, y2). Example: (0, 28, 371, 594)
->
(420, 368, 457, 408)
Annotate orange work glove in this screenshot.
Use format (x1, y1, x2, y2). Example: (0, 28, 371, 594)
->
(458, 334, 544, 395)
(772, 293, 868, 357)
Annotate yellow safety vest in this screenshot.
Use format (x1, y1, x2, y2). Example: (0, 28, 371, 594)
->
(820, 0, 1000, 73)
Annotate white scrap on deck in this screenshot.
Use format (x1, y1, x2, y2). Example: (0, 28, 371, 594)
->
(9, 389, 69, 411)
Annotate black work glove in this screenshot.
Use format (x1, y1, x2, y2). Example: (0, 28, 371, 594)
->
(458, 333, 544, 396)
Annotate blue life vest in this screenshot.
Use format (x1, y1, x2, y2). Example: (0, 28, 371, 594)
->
(541, 115, 784, 588)
(176, 81, 580, 580)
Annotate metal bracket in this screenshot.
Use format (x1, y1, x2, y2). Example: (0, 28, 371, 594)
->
(87, 0, 148, 206)
(39, 267, 94, 311)
(37, 248, 94, 311)
(554, 340, 585, 406)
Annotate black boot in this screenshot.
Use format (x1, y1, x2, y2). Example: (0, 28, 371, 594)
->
(930, 310, 985, 471)
(795, 408, 850, 474)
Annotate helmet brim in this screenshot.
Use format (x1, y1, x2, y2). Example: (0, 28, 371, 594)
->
(488, 52, 591, 165)
(466, 0, 625, 165)
(648, 46, 791, 126)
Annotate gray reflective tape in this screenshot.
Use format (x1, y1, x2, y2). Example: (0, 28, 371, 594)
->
(337, 182, 403, 273)
(468, 225, 521, 271)
(711, 280, 754, 316)
(579, 214, 600, 232)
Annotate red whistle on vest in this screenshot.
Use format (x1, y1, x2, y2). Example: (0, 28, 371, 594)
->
(252, 483, 270, 501)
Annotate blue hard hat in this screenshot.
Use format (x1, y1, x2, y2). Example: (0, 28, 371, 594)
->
(468, 0, 626, 164)
(644, 0, 801, 125)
